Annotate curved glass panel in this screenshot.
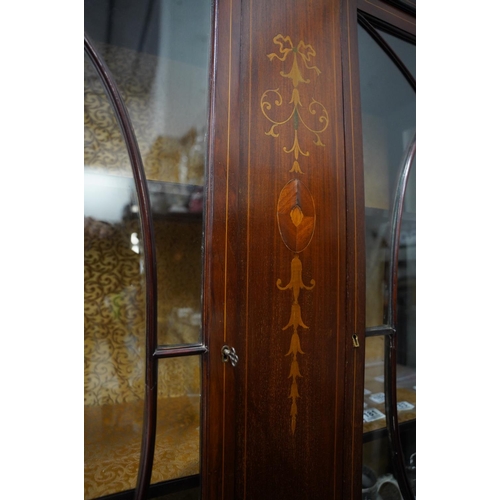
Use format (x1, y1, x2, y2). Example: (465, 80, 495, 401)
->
(84, 51, 146, 499)
(359, 23, 415, 327)
(396, 154, 416, 491)
(358, 21, 416, 499)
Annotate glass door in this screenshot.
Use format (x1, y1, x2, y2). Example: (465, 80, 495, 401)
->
(357, 12, 416, 500)
(84, 50, 148, 498)
(84, 1, 212, 498)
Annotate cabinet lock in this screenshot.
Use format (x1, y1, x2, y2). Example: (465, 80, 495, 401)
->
(221, 345, 239, 367)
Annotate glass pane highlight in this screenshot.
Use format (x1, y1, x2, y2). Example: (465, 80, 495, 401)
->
(84, 51, 146, 499)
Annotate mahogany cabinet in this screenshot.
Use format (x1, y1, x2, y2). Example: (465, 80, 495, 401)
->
(84, 0, 416, 499)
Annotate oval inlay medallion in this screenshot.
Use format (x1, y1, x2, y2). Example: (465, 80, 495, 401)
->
(277, 179, 315, 253)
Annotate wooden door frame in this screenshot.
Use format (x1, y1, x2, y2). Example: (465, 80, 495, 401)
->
(338, 0, 366, 496)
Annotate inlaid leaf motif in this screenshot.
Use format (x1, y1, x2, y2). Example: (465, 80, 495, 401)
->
(290, 205, 304, 227)
(277, 179, 315, 253)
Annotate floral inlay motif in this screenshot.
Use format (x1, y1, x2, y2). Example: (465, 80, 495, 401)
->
(263, 35, 327, 434)
(277, 255, 315, 434)
(276, 179, 317, 434)
(260, 35, 329, 174)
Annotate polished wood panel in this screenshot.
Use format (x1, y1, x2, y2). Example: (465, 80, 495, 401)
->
(339, 0, 367, 497)
(201, 0, 241, 497)
(203, 0, 364, 498)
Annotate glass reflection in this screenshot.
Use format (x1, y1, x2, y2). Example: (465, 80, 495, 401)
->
(376, 29, 416, 79)
(84, 0, 210, 185)
(362, 337, 416, 435)
(85, 0, 210, 345)
(358, 20, 416, 499)
(84, 52, 146, 499)
(85, 1, 210, 497)
(359, 24, 415, 328)
(395, 154, 416, 463)
(359, 23, 416, 327)
(151, 357, 201, 485)
(155, 218, 203, 346)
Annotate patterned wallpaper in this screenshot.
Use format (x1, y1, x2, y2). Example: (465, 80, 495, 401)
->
(84, 218, 202, 497)
(84, 217, 202, 406)
(84, 218, 146, 406)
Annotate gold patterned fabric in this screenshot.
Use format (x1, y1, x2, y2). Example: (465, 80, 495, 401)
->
(84, 218, 146, 406)
(84, 397, 199, 499)
(84, 219, 145, 498)
(84, 222, 201, 498)
(156, 220, 203, 346)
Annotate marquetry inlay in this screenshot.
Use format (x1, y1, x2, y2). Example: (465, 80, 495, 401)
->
(277, 253, 316, 434)
(260, 35, 329, 175)
(262, 35, 327, 434)
(277, 179, 315, 254)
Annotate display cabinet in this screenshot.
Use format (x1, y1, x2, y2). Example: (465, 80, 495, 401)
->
(84, 0, 415, 498)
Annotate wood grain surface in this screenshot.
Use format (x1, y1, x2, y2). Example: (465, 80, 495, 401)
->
(202, 0, 365, 498)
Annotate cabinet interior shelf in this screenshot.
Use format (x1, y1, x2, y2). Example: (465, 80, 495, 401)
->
(84, 169, 204, 222)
